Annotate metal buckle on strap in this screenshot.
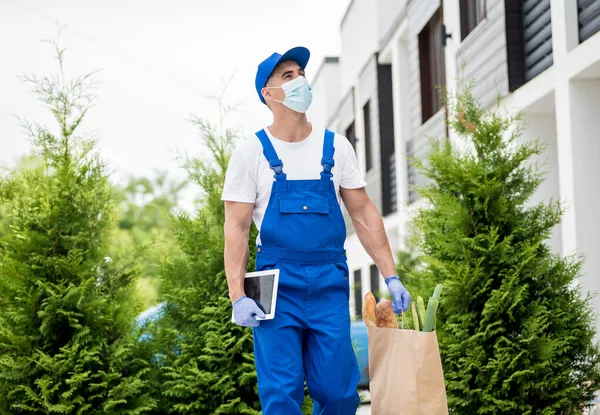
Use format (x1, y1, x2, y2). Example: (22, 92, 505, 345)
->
(321, 157, 335, 174)
(270, 159, 284, 175)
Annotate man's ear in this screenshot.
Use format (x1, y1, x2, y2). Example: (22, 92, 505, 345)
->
(261, 87, 272, 104)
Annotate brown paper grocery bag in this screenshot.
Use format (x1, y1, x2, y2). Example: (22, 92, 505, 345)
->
(367, 326, 448, 415)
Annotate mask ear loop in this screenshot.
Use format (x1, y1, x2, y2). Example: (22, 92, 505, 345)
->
(264, 86, 285, 105)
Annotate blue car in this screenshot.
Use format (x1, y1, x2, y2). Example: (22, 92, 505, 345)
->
(350, 319, 370, 388)
(135, 302, 166, 343)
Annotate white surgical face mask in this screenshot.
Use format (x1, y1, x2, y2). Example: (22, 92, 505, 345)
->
(267, 76, 313, 113)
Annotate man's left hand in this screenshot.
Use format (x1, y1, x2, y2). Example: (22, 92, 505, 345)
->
(385, 276, 412, 314)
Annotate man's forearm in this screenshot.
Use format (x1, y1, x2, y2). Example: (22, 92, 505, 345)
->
(351, 202, 397, 278)
(224, 221, 250, 304)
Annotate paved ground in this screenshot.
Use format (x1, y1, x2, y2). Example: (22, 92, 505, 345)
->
(356, 403, 371, 414)
(356, 389, 371, 414)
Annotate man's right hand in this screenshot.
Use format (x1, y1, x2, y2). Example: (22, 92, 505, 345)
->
(232, 296, 266, 327)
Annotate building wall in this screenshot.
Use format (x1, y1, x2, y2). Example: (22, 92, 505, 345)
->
(377, 0, 408, 45)
(446, 0, 600, 334)
(551, 0, 600, 334)
(315, 0, 600, 327)
(358, 56, 383, 215)
(411, 110, 446, 190)
(391, 37, 412, 210)
(337, 88, 355, 131)
(409, 0, 442, 34)
(520, 110, 562, 254)
(339, 0, 379, 95)
(337, 87, 357, 233)
(455, 0, 510, 108)
(347, 0, 446, 314)
(406, 0, 445, 203)
(307, 59, 340, 130)
(407, 35, 422, 135)
(569, 79, 600, 303)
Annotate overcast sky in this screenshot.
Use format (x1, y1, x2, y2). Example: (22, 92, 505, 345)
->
(0, 0, 350, 207)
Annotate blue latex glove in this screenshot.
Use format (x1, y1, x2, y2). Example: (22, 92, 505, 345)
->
(385, 276, 412, 314)
(232, 296, 266, 327)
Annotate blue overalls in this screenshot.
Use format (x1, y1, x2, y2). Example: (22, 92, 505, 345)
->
(252, 128, 361, 415)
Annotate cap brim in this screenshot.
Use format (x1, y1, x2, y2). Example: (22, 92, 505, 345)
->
(277, 46, 310, 70)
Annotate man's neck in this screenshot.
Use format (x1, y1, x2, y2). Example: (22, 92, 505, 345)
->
(269, 111, 312, 143)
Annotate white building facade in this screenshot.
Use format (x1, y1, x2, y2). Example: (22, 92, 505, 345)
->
(307, 0, 600, 329)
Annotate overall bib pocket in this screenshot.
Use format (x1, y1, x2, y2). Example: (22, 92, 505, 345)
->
(277, 196, 331, 247)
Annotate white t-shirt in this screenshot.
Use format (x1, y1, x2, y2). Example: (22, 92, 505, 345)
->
(221, 126, 366, 244)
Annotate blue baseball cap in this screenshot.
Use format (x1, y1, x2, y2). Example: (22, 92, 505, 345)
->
(255, 46, 311, 104)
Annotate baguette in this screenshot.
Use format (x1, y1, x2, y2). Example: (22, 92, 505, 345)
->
(362, 292, 378, 327)
(376, 300, 399, 329)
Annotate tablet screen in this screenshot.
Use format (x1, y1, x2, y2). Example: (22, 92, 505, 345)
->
(244, 272, 276, 315)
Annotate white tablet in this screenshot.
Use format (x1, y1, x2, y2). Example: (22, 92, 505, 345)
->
(231, 269, 280, 324)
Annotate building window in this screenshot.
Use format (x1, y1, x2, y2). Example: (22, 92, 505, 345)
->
(363, 101, 373, 172)
(460, 0, 486, 40)
(377, 64, 397, 216)
(370, 264, 380, 300)
(346, 121, 357, 151)
(354, 269, 362, 318)
(418, 8, 446, 123)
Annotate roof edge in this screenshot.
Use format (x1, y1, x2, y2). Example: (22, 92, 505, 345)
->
(311, 56, 340, 85)
(340, 0, 358, 29)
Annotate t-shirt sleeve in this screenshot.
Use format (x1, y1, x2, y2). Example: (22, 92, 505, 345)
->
(221, 141, 257, 203)
(339, 137, 367, 189)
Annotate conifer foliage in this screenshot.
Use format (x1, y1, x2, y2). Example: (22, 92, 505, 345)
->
(410, 84, 600, 414)
(0, 29, 156, 414)
(146, 109, 264, 414)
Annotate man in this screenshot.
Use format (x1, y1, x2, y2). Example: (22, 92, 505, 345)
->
(222, 46, 412, 415)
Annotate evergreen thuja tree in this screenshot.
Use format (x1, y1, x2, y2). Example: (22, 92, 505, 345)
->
(149, 112, 262, 415)
(409, 84, 600, 414)
(0, 29, 156, 414)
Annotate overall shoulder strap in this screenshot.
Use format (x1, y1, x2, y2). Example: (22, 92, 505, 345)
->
(321, 129, 336, 177)
(255, 129, 285, 177)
